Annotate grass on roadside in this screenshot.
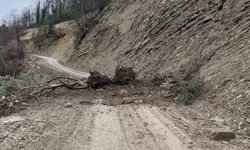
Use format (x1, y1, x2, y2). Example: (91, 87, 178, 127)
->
(0, 70, 36, 98)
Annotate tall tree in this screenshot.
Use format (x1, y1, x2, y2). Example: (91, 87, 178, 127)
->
(21, 8, 33, 28)
(36, 1, 41, 25)
(41, 4, 48, 24)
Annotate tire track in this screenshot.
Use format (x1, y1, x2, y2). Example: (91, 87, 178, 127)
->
(135, 105, 189, 150)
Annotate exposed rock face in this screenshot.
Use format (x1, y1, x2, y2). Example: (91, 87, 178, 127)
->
(70, 0, 250, 131)
(218, 0, 227, 10)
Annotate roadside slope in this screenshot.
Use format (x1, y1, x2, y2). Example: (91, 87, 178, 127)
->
(70, 0, 250, 135)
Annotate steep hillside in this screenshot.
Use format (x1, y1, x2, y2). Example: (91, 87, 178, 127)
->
(70, 0, 250, 134)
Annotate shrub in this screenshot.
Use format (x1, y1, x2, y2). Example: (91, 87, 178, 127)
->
(0, 70, 35, 97)
(172, 79, 203, 105)
(161, 75, 204, 105)
(0, 42, 25, 76)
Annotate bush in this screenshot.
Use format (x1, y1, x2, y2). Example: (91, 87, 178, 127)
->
(0, 42, 25, 76)
(0, 70, 35, 97)
(161, 75, 204, 105)
(172, 80, 203, 105)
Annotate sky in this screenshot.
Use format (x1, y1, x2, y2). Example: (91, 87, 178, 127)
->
(0, 0, 36, 23)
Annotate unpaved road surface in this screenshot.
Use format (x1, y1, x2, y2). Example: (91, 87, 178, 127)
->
(0, 56, 247, 150)
(33, 55, 90, 78)
(0, 100, 191, 150)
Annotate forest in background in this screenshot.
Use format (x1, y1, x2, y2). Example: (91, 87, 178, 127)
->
(0, 0, 109, 76)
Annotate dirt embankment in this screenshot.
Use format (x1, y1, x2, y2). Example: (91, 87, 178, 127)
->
(68, 0, 250, 135)
(20, 21, 77, 62)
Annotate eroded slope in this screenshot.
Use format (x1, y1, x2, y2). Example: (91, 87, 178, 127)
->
(70, 0, 250, 135)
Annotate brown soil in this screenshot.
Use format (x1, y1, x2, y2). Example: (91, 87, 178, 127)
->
(68, 0, 250, 139)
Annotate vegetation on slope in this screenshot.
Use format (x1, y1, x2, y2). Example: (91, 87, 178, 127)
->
(0, 26, 24, 76)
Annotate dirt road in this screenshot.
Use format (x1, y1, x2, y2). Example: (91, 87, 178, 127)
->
(0, 100, 192, 150)
(33, 55, 90, 78)
(0, 55, 193, 150)
(2, 55, 247, 150)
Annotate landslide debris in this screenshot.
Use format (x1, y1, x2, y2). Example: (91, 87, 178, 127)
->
(87, 67, 136, 88)
(87, 71, 111, 88)
(113, 67, 136, 85)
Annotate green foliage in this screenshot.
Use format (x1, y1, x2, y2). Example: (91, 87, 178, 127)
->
(0, 70, 35, 97)
(40, 5, 48, 24)
(102, 0, 112, 7)
(0, 40, 25, 76)
(36, 1, 41, 25)
(172, 80, 203, 105)
(34, 0, 111, 28)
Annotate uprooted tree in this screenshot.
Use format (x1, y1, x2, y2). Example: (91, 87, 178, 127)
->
(86, 67, 136, 88)
(33, 67, 137, 96)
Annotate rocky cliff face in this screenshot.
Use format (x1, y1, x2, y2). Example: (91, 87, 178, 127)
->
(70, 0, 250, 132)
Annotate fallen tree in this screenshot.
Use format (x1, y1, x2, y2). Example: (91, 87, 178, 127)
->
(30, 77, 88, 96)
(17, 67, 136, 96)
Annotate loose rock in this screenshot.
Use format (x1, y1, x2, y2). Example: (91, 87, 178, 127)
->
(245, 127, 250, 136)
(210, 129, 236, 141)
(79, 100, 92, 105)
(65, 103, 72, 108)
(14, 100, 21, 104)
(246, 118, 250, 124)
(119, 89, 129, 96)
